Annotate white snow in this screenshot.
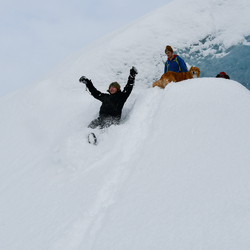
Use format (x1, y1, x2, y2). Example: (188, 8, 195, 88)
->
(1, 0, 250, 249)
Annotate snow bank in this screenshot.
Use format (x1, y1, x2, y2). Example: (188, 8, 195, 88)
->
(1, 0, 250, 249)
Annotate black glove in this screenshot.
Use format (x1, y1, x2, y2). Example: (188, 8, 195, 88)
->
(130, 66, 138, 78)
(79, 76, 91, 85)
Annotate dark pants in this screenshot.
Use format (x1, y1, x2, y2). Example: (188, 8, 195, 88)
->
(88, 115, 120, 129)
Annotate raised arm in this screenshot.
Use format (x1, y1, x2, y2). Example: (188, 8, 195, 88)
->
(79, 76, 106, 101)
(122, 66, 138, 98)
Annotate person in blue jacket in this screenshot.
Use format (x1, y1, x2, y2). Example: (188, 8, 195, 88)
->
(164, 45, 188, 73)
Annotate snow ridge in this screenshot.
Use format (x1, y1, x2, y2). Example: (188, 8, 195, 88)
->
(1, 0, 250, 249)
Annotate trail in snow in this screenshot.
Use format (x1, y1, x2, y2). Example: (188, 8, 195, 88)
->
(48, 86, 165, 249)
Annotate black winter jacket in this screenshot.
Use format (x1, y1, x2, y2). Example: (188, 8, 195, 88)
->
(86, 76, 135, 119)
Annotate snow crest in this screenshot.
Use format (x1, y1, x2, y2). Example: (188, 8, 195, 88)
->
(1, 0, 250, 249)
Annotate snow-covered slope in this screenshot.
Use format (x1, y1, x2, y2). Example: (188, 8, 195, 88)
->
(1, 0, 250, 249)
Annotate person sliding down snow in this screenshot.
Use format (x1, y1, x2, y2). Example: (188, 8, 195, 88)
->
(79, 66, 138, 129)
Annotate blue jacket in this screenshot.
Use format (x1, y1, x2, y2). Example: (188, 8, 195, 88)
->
(164, 55, 188, 73)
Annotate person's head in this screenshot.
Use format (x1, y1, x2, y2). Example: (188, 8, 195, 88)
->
(216, 72, 230, 79)
(108, 82, 121, 94)
(165, 45, 174, 59)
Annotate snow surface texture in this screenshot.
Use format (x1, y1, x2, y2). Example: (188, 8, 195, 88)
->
(1, 0, 250, 249)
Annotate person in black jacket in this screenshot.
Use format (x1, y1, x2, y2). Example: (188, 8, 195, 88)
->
(79, 66, 138, 129)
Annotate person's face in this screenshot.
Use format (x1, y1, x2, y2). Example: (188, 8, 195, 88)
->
(166, 51, 173, 59)
(109, 86, 118, 94)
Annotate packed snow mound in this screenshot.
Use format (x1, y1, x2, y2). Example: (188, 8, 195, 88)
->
(1, 0, 250, 249)
(1, 77, 250, 249)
